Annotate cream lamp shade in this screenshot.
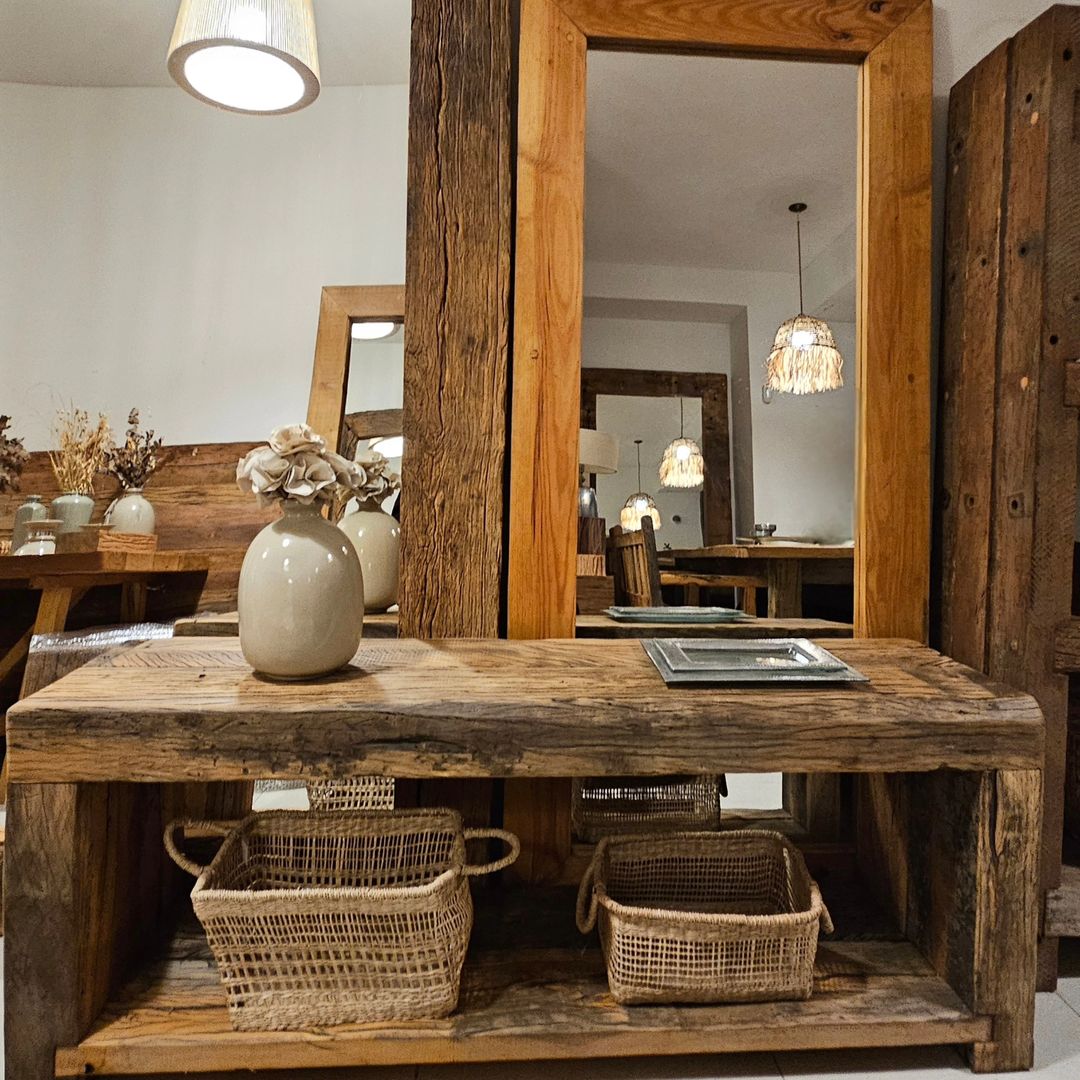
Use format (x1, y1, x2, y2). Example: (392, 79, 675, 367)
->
(619, 438, 662, 532)
(168, 0, 321, 115)
(579, 428, 619, 475)
(763, 203, 845, 400)
(659, 398, 704, 489)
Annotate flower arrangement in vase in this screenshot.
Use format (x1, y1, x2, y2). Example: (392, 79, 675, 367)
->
(235, 423, 368, 679)
(0, 415, 30, 496)
(48, 408, 112, 533)
(336, 447, 402, 613)
(104, 409, 163, 535)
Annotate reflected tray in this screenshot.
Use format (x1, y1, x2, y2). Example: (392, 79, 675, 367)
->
(605, 606, 754, 624)
(642, 637, 869, 685)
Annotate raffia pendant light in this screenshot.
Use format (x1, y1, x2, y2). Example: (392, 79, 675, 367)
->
(763, 203, 845, 399)
(620, 439, 662, 532)
(659, 399, 704, 489)
(168, 0, 320, 115)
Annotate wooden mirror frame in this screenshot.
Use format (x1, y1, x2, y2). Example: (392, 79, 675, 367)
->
(507, 0, 932, 641)
(580, 367, 733, 545)
(305, 284, 406, 454)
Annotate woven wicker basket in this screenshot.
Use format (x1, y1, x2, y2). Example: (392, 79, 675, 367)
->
(165, 809, 519, 1031)
(571, 774, 723, 842)
(306, 775, 396, 811)
(576, 829, 832, 1005)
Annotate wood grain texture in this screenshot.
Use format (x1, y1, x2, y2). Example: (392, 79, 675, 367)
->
(934, 42, 1008, 670)
(580, 367, 733, 544)
(576, 615, 854, 639)
(7, 637, 1044, 784)
(854, 0, 933, 640)
(401, 0, 512, 639)
(305, 284, 405, 455)
(559, 0, 924, 59)
(507, 0, 587, 640)
(1046, 861, 1080, 937)
(55, 917, 990, 1076)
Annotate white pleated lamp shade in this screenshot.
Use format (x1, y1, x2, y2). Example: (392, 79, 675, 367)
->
(659, 437, 704, 489)
(620, 494, 662, 532)
(168, 0, 320, 115)
(579, 428, 619, 475)
(764, 314, 844, 395)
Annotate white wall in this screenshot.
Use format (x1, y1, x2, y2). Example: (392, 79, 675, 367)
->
(586, 263, 857, 543)
(0, 82, 408, 450)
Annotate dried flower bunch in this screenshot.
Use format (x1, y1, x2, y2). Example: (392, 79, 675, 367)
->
(237, 423, 369, 508)
(105, 409, 163, 490)
(0, 415, 30, 495)
(48, 408, 112, 495)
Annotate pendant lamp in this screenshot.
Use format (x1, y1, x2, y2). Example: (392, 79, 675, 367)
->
(168, 0, 320, 115)
(763, 203, 845, 402)
(620, 439, 662, 532)
(659, 398, 704, 489)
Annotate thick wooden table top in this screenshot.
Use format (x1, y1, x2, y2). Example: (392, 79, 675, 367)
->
(575, 614, 853, 638)
(0, 550, 210, 586)
(173, 610, 399, 638)
(7, 637, 1043, 783)
(663, 543, 854, 561)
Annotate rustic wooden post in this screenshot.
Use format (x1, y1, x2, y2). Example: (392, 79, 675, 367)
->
(934, 4, 1080, 986)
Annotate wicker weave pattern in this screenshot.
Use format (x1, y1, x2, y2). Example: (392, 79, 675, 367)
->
(166, 809, 518, 1031)
(577, 830, 831, 1005)
(571, 775, 721, 842)
(306, 775, 396, 812)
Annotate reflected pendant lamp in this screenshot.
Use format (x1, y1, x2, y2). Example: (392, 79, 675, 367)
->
(620, 439, 662, 532)
(168, 0, 320, 115)
(659, 398, 704, 489)
(763, 203, 845, 401)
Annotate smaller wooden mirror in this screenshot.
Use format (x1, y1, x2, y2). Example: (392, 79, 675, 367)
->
(305, 284, 406, 456)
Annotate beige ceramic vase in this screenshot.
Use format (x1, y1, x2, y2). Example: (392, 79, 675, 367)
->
(238, 501, 365, 679)
(338, 499, 400, 612)
(106, 488, 156, 534)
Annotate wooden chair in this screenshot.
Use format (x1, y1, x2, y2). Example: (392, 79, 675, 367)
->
(609, 517, 764, 613)
(608, 517, 663, 606)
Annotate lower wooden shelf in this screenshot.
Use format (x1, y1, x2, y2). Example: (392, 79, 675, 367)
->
(1046, 844, 1080, 937)
(57, 885, 990, 1076)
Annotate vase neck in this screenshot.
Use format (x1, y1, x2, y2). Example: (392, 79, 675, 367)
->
(121, 487, 144, 495)
(281, 500, 325, 518)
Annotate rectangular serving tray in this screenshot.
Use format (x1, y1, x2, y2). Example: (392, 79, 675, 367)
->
(605, 606, 754, 624)
(642, 638, 870, 685)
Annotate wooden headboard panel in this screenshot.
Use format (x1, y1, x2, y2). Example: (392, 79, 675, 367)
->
(0, 442, 278, 610)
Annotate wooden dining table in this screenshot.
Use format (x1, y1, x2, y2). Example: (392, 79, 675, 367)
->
(658, 542, 854, 618)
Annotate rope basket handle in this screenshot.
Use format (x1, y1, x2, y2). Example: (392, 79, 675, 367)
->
(164, 819, 238, 878)
(812, 883, 835, 935)
(462, 828, 521, 876)
(575, 838, 608, 934)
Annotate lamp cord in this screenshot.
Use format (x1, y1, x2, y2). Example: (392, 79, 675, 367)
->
(635, 438, 643, 490)
(679, 397, 685, 439)
(796, 212, 805, 314)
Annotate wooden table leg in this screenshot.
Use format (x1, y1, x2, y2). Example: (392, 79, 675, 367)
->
(766, 559, 803, 618)
(120, 580, 149, 622)
(891, 768, 1042, 1072)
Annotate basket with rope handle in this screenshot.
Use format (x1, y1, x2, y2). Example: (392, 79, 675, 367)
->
(576, 829, 832, 1005)
(165, 808, 519, 1030)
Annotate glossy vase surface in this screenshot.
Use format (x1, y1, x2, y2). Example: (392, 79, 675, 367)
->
(238, 501, 365, 679)
(15, 519, 60, 556)
(107, 488, 156, 534)
(339, 500, 400, 612)
(12, 494, 48, 551)
(50, 492, 95, 534)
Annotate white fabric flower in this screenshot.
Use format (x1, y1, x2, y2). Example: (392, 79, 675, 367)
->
(237, 446, 292, 508)
(281, 451, 338, 504)
(269, 423, 325, 456)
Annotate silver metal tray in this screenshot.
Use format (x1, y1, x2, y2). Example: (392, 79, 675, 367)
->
(642, 637, 869, 685)
(605, 606, 754, 624)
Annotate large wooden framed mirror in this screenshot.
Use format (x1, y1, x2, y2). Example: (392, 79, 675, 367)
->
(305, 284, 406, 457)
(507, 0, 932, 643)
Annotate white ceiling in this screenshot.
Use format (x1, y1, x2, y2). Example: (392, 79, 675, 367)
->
(0, 0, 411, 87)
(1, 3, 857, 279)
(586, 51, 858, 273)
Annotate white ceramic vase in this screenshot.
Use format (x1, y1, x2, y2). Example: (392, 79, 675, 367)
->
(238, 501, 365, 680)
(50, 492, 94, 534)
(106, 488, 156, 535)
(339, 499, 400, 612)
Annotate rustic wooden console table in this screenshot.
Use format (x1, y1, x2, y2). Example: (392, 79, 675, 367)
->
(5, 637, 1043, 1077)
